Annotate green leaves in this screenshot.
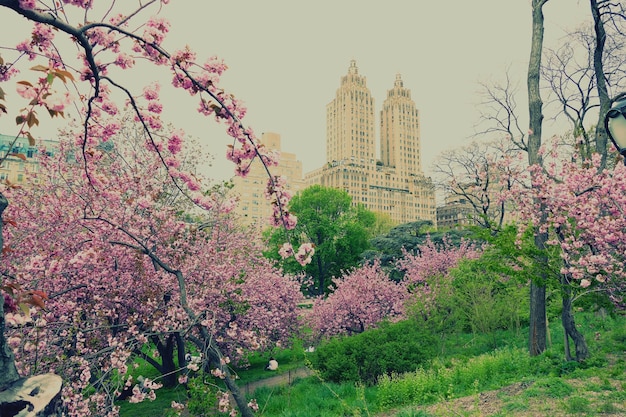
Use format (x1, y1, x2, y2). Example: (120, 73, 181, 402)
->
(264, 185, 375, 296)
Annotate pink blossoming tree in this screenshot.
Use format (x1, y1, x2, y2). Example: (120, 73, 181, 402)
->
(0, 1, 313, 416)
(306, 261, 407, 340)
(307, 238, 483, 342)
(1, 117, 303, 416)
(508, 138, 626, 361)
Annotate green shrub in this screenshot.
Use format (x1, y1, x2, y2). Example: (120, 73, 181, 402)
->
(561, 395, 591, 414)
(450, 257, 529, 341)
(376, 347, 539, 408)
(523, 377, 574, 399)
(311, 319, 437, 385)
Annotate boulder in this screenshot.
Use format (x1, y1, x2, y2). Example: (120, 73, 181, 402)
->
(0, 374, 62, 417)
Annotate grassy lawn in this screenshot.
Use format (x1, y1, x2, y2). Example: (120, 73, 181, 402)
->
(118, 311, 626, 417)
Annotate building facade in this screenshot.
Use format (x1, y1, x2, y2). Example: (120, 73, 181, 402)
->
(0, 134, 58, 186)
(305, 60, 436, 226)
(231, 132, 306, 226)
(436, 194, 475, 230)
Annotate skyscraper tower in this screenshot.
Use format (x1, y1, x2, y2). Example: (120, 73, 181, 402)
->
(306, 61, 436, 226)
(380, 73, 421, 175)
(326, 60, 376, 167)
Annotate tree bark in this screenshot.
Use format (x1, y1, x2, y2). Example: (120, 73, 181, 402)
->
(562, 275, 589, 361)
(590, 0, 611, 167)
(160, 334, 177, 388)
(0, 373, 62, 416)
(205, 338, 254, 417)
(0, 192, 21, 390)
(527, 0, 550, 356)
(529, 278, 547, 356)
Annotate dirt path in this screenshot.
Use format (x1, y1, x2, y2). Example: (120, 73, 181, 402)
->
(239, 367, 313, 395)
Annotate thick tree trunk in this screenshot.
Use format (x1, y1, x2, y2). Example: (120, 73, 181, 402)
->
(0, 193, 21, 390)
(527, 0, 549, 356)
(0, 373, 62, 416)
(175, 332, 186, 381)
(562, 276, 589, 361)
(160, 335, 177, 388)
(590, 0, 610, 167)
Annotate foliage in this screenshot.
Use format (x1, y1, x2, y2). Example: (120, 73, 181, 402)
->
(306, 234, 487, 343)
(449, 233, 531, 338)
(364, 221, 474, 281)
(250, 377, 378, 417)
(377, 347, 542, 409)
(121, 312, 626, 416)
(397, 236, 483, 329)
(509, 147, 626, 309)
(0, 2, 318, 415)
(370, 211, 397, 238)
(264, 185, 376, 296)
(182, 376, 222, 416)
(1, 128, 303, 414)
(375, 312, 626, 413)
(305, 261, 407, 340)
(310, 319, 437, 385)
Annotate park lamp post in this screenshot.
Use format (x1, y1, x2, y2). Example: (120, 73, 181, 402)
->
(605, 96, 626, 165)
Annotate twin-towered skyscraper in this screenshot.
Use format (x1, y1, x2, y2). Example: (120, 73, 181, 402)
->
(233, 60, 436, 227)
(306, 60, 436, 225)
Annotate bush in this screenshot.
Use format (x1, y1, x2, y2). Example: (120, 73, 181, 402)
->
(310, 319, 437, 385)
(376, 347, 541, 408)
(450, 257, 529, 339)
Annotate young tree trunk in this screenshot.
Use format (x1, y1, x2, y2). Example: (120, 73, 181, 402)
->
(529, 279, 547, 355)
(0, 193, 21, 390)
(527, 0, 550, 356)
(205, 338, 254, 417)
(561, 276, 589, 361)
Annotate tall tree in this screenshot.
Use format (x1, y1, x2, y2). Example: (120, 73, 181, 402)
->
(527, 0, 550, 357)
(589, 0, 626, 165)
(265, 185, 375, 296)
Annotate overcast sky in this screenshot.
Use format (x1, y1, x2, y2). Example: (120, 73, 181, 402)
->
(165, 0, 592, 179)
(1, 1, 592, 181)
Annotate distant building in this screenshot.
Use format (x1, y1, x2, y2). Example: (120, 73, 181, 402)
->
(231, 132, 306, 226)
(437, 180, 519, 230)
(436, 194, 475, 230)
(305, 60, 436, 226)
(0, 133, 58, 186)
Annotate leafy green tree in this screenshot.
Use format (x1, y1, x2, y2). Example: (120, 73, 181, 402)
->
(370, 211, 396, 237)
(264, 185, 375, 296)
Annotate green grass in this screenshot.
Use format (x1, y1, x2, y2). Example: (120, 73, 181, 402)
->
(251, 378, 378, 417)
(118, 386, 188, 417)
(117, 311, 626, 417)
(234, 339, 308, 385)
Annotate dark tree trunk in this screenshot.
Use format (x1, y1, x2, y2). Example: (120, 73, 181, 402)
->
(529, 279, 547, 356)
(175, 332, 186, 379)
(0, 193, 21, 390)
(159, 335, 177, 388)
(590, 0, 611, 167)
(148, 334, 178, 388)
(527, 0, 549, 356)
(562, 275, 589, 361)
